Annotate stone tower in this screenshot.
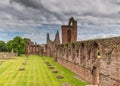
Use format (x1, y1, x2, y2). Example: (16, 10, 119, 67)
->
(54, 30, 60, 45)
(62, 17, 77, 44)
(47, 33, 50, 44)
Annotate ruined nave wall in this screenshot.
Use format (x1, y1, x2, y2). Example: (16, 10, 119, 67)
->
(98, 38, 120, 86)
(56, 37, 120, 86)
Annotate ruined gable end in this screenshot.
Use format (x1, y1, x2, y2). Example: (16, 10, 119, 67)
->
(62, 17, 77, 44)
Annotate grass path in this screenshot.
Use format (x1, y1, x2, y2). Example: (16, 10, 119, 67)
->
(0, 55, 87, 86)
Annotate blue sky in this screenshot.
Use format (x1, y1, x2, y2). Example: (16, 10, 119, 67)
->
(0, 0, 120, 44)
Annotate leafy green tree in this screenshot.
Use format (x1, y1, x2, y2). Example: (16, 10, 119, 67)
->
(12, 36, 26, 56)
(6, 40, 13, 52)
(0, 41, 7, 52)
(23, 38, 31, 43)
(0, 36, 31, 56)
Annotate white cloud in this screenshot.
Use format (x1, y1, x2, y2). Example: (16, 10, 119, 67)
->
(0, 0, 10, 6)
(0, 0, 120, 44)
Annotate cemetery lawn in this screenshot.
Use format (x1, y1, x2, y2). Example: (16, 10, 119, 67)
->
(0, 55, 87, 86)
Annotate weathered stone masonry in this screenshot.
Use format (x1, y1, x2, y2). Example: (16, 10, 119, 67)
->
(26, 42, 45, 56)
(55, 38, 120, 86)
(26, 17, 120, 86)
(46, 18, 120, 86)
(62, 17, 77, 44)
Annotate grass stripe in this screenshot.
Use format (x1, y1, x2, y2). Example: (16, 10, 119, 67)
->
(0, 55, 87, 86)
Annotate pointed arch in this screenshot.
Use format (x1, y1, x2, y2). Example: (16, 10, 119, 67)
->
(67, 29, 71, 42)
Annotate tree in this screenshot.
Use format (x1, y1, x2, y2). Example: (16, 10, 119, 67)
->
(0, 41, 7, 52)
(23, 38, 31, 43)
(6, 40, 13, 52)
(0, 36, 31, 56)
(12, 36, 26, 56)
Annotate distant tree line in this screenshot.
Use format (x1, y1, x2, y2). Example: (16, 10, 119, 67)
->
(0, 36, 31, 56)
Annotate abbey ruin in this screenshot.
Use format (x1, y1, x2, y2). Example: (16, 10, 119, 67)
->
(26, 17, 120, 86)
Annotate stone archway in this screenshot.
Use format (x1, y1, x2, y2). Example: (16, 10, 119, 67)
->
(80, 43, 85, 64)
(66, 44, 69, 57)
(92, 66, 99, 85)
(72, 43, 75, 61)
(92, 42, 100, 85)
(93, 42, 99, 62)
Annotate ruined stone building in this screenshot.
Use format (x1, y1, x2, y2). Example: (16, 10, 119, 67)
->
(26, 42, 45, 56)
(46, 31, 60, 57)
(62, 17, 77, 44)
(26, 17, 120, 86)
(26, 30, 60, 57)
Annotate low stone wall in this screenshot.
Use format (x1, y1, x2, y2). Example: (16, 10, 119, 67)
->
(0, 52, 15, 59)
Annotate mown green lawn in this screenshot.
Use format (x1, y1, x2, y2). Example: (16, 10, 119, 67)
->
(0, 55, 87, 86)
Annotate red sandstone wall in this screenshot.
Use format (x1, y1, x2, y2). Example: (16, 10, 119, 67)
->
(56, 37, 120, 86)
(56, 41, 99, 84)
(26, 42, 44, 56)
(99, 52, 120, 86)
(57, 57, 92, 82)
(62, 17, 77, 44)
(62, 26, 77, 44)
(27, 31, 120, 86)
(71, 27, 77, 42)
(62, 26, 68, 44)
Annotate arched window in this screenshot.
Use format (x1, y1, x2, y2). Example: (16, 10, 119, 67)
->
(93, 42, 99, 62)
(67, 29, 71, 42)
